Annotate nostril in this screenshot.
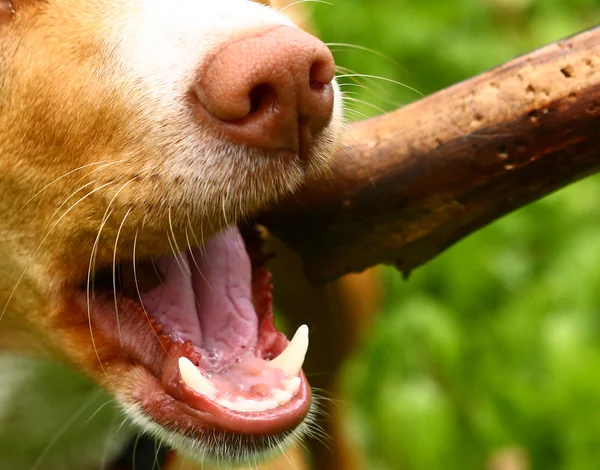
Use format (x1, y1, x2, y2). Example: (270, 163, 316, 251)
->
(249, 84, 276, 116)
(309, 77, 326, 93)
(192, 25, 337, 156)
(309, 58, 335, 90)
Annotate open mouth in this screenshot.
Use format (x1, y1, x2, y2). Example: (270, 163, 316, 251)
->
(74, 224, 311, 444)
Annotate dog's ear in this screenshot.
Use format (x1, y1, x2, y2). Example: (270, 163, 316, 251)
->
(0, 0, 14, 25)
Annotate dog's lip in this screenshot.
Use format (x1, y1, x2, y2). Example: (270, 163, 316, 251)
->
(131, 359, 311, 436)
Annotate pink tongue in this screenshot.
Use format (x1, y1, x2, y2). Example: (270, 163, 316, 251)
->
(140, 227, 258, 368)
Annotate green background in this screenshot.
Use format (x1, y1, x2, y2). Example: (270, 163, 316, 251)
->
(310, 1, 600, 469)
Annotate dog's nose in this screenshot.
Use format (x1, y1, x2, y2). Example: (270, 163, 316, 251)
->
(192, 26, 336, 159)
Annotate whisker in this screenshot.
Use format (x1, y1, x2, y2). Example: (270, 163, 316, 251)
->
(0, 181, 114, 322)
(132, 231, 168, 353)
(99, 411, 120, 470)
(48, 180, 98, 226)
(47, 162, 129, 227)
(4, 159, 125, 231)
(113, 207, 133, 346)
(149, 256, 164, 285)
(277, 441, 296, 469)
(131, 433, 142, 470)
(342, 95, 387, 114)
(327, 42, 403, 69)
(165, 230, 187, 278)
(185, 227, 211, 288)
(186, 211, 204, 253)
(86, 204, 117, 390)
(85, 398, 117, 424)
(112, 415, 130, 438)
(336, 64, 411, 108)
(339, 90, 362, 98)
(185, 228, 202, 273)
(167, 206, 190, 276)
(167, 208, 206, 315)
(336, 72, 423, 97)
(279, 0, 333, 14)
(338, 82, 365, 89)
(343, 107, 372, 121)
(85, 180, 136, 388)
(91, 179, 135, 299)
(152, 440, 163, 470)
(221, 197, 229, 227)
(340, 83, 369, 98)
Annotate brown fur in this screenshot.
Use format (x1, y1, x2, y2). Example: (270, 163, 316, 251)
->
(0, 0, 341, 467)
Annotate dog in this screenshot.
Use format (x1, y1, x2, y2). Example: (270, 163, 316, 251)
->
(0, 0, 343, 468)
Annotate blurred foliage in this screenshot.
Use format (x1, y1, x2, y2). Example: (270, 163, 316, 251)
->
(308, 1, 600, 469)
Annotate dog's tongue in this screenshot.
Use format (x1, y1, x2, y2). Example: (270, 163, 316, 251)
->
(140, 226, 258, 367)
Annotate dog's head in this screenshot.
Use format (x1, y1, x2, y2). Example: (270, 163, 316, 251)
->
(0, 0, 341, 463)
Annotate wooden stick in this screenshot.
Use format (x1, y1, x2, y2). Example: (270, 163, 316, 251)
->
(260, 27, 600, 283)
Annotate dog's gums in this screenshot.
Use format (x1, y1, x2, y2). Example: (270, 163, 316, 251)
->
(0, 0, 342, 467)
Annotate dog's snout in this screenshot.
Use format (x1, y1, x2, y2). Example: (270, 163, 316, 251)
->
(193, 26, 336, 158)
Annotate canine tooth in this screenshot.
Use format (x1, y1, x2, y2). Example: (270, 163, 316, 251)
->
(178, 357, 216, 397)
(273, 388, 293, 405)
(267, 324, 309, 377)
(283, 377, 302, 394)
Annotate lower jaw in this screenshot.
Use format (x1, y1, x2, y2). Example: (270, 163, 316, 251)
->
(128, 363, 311, 437)
(124, 384, 308, 466)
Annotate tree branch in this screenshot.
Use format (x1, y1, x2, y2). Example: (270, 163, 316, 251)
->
(260, 27, 600, 284)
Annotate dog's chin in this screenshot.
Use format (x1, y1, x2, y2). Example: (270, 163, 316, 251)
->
(125, 402, 313, 466)
(59, 223, 313, 464)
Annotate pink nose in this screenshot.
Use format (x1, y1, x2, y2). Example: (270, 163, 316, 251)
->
(192, 26, 336, 159)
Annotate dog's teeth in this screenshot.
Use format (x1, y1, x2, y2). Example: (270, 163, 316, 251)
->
(178, 357, 216, 397)
(217, 399, 280, 413)
(283, 377, 302, 394)
(273, 388, 294, 405)
(267, 324, 309, 377)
